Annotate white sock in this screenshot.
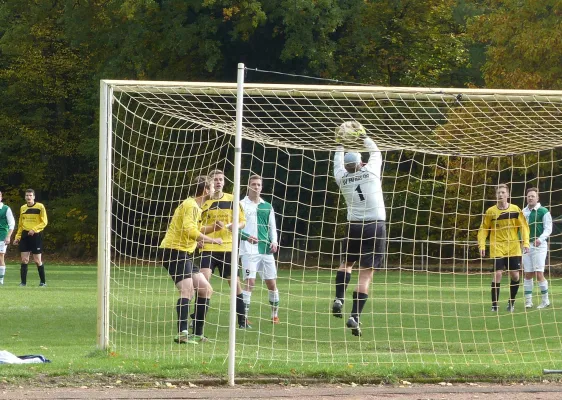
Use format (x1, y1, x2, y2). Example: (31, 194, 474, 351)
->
(0, 265, 5, 284)
(539, 280, 549, 303)
(269, 289, 279, 318)
(523, 279, 533, 301)
(242, 290, 252, 316)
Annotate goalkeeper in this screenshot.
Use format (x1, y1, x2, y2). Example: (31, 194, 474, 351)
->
(160, 176, 223, 344)
(332, 121, 387, 337)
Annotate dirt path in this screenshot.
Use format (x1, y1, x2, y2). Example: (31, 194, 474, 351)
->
(2, 382, 562, 399)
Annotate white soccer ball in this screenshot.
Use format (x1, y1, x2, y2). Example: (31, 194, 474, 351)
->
(336, 121, 366, 143)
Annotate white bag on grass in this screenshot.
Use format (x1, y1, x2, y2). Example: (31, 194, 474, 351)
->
(0, 350, 50, 364)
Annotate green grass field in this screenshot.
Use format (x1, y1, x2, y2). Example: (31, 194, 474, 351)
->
(1, 263, 561, 383)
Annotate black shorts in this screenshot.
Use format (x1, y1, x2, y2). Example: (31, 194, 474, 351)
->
(343, 221, 386, 269)
(19, 231, 43, 254)
(493, 256, 521, 271)
(200, 251, 233, 279)
(161, 248, 197, 284)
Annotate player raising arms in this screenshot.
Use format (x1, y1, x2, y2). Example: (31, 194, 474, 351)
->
(478, 184, 530, 312)
(240, 175, 280, 324)
(199, 169, 257, 329)
(332, 121, 387, 337)
(160, 176, 222, 343)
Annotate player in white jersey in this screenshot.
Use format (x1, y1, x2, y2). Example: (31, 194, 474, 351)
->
(240, 175, 280, 324)
(332, 122, 386, 337)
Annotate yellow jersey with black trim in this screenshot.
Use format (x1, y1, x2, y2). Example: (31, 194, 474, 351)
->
(15, 202, 48, 240)
(160, 198, 202, 253)
(477, 204, 530, 258)
(200, 193, 245, 252)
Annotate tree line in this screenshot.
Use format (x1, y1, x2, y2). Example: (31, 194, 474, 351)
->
(0, 0, 560, 257)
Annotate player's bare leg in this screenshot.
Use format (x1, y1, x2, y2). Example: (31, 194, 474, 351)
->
(333, 261, 354, 318)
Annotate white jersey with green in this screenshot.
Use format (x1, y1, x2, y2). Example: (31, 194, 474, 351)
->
(0, 202, 15, 241)
(334, 137, 386, 222)
(239, 196, 278, 255)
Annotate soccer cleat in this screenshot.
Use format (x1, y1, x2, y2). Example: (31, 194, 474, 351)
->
(491, 306, 498, 312)
(39, 283, 47, 287)
(272, 316, 280, 324)
(174, 331, 198, 344)
(506, 302, 515, 313)
(238, 319, 252, 329)
(19, 283, 26, 287)
(525, 300, 533, 309)
(188, 334, 209, 343)
(537, 301, 551, 309)
(332, 299, 343, 318)
(346, 316, 362, 337)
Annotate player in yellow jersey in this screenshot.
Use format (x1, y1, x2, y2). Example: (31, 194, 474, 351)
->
(160, 176, 223, 344)
(478, 184, 530, 312)
(13, 189, 48, 287)
(199, 169, 257, 329)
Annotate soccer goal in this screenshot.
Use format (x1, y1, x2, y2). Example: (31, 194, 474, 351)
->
(99, 64, 562, 381)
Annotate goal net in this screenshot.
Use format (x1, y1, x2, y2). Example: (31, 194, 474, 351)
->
(98, 76, 562, 375)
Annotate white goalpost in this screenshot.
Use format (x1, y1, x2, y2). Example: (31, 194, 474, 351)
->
(98, 65, 562, 381)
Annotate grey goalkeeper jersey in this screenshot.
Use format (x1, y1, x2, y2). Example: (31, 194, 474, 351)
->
(334, 137, 386, 222)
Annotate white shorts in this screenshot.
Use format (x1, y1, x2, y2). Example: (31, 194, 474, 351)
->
(522, 245, 548, 273)
(241, 254, 277, 281)
(0, 242, 7, 254)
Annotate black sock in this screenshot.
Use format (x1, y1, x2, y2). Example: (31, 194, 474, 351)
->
(176, 298, 190, 333)
(491, 282, 500, 307)
(351, 291, 368, 321)
(335, 271, 351, 301)
(37, 264, 46, 284)
(194, 298, 210, 336)
(20, 264, 28, 285)
(509, 280, 520, 305)
(189, 296, 197, 321)
(236, 294, 245, 324)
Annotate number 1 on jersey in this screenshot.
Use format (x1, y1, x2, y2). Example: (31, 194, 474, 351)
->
(355, 185, 365, 201)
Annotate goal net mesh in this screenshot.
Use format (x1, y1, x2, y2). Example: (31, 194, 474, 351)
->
(102, 81, 562, 368)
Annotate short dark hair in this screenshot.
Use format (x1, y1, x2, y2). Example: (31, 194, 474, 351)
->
(25, 188, 35, 195)
(191, 176, 209, 197)
(526, 187, 539, 195)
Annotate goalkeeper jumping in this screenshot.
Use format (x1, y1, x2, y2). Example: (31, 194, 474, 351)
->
(332, 121, 387, 337)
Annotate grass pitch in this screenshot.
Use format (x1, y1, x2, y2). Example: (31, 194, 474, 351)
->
(1, 264, 561, 383)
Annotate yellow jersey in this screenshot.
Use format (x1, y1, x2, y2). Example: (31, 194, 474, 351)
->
(160, 198, 202, 253)
(477, 204, 530, 258)
(15, 202, 48, 240)
(200, 193, 245, 252)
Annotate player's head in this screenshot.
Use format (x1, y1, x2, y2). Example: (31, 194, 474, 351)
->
(247, 175, 263, 198)
(343, 152, 362, 173)
(25, 188, 35, 205)
(208, 169, 225, 195)
(191, 176, 209, 198)
(495, 184, 509, 202)
(526, 187, 539, 208)
(0, 191, 3, 202)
